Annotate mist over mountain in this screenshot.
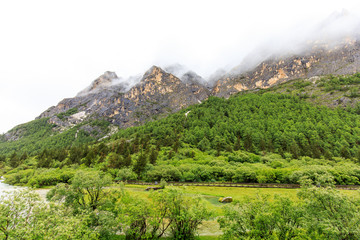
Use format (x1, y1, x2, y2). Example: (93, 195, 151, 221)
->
(1, 10, 360, 142)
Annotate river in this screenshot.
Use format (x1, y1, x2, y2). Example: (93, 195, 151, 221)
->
(0, 179, 20, 197)
(0, 179, 49, 199)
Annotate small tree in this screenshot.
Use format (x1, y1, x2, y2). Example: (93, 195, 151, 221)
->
(106, 152, 122, 169)
(218, 194, 304, 239)
(164, 188, 212, 240)
(0, 190, 97, 240)
(133, 153, 147, 176)
(8, 152, 20, 168)
(47, 170, 112, 210)
(119, 187, 212, 240)
(298, 182, 360, 239)
(148, 147, 159, 165)
(197, 137, 211, 152)
(0, 190, 40, 239)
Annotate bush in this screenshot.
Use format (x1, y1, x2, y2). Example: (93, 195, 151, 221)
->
(115, 168, 137, 181)
(145, 165, 182, 182)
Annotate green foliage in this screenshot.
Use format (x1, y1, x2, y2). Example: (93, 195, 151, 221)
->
(133, 153, 147, 177)
(293, 80, 312, 89)
(57, 107, 79, 120)
(0, 118, 102, 157)
(320, 74, 360, 92)
(219, 194, 304, 239)
(298, 185, 360, 239)
(163, 188, 212, 239)
(47, 170, 112, 210)
(115, 168, 137, 181)
(0, 190, 97, 240)
(115, 93, 360, 160)
(145, 165, 182, 182)
(90, 119, 111, 131)
(118, 187, 212, 240)
(4, 167, 76, 187)
(219, 183, 360, 239)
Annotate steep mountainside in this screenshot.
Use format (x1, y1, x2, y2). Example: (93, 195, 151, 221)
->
(1, 38, 360, 155)
(252, 74, 360, 110)
(0, 66, 210, 154)
(38, 39, 360, 133)
(212, 39, 360, 97)
(37, 66, 209, 131)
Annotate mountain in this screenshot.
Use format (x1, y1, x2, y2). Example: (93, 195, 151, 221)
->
(0, 66, 211, 154)
(212, 38, 360, 97)
(37, 66, 209, 130)
(1, 37, 360, 155)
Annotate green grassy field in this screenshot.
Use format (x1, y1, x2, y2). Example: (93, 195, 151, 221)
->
(123, 184, 359, 202)
(121, 183, 360, 238)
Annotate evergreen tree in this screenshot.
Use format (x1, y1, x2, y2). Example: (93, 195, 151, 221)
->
(148, 148, 158, 165)
(198, 137, 210, 152)
(123, 154, 132, 167)
(9, 152, 20, 168)
(234, 136, 242, 151)
(133, 153, 147, 176)
(107, 152, 122, 169)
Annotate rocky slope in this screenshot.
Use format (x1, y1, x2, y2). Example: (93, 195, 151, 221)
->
(36, 66, 210, 132)
(212, 39, 360, 98)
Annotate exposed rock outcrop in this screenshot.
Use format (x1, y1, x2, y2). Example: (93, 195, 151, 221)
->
(36, 66, 210, 130)
(212, 39, 360, 98)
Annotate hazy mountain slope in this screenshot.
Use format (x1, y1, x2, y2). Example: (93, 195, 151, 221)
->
(37, 66, 209, 128)
(0, 66, 210, 155)
(252, 74, 360, 110)
(1, 38, 360, 156)
(212, 39, 360, 97)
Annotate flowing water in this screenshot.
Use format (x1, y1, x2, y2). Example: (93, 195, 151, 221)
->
(0, 179, 48, 200)
(0, 179, 20, 197)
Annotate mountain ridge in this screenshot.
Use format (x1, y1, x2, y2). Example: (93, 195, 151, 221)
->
(1, 38, 360, 154)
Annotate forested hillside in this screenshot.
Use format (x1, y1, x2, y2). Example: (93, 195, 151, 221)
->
(2, 77, 360, 187)
(0, 118, 112, 156)
(115, 92, 360, 160)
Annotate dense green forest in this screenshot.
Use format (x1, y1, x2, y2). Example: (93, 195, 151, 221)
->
(1, 89, 360, 187)
(0, 118, 112, 156)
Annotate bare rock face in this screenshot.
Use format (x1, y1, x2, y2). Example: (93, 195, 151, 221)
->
(36, 66, 210, 130)
(181, 71, 211, 100)
(77, 71, 121, 97)
(212, 39, 360, 98)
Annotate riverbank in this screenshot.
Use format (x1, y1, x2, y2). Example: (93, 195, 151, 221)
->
(0, 178, 50, 200)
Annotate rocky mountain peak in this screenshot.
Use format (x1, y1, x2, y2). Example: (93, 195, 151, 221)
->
(140, 66, 178, 84)
(36, 65, 210, 132)
(181, 71, 204, 84)
(77, 71, 119, 97)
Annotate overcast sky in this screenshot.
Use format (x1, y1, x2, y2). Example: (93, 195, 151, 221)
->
(0, 0, 359, 133)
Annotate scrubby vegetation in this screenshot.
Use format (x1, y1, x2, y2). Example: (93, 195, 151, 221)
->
(257, 73, 360, 109)
(219, 180, 360, 239)
(1, 173, 360, 239)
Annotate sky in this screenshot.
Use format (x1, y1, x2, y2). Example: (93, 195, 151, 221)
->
(0, 0, 359, 133)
